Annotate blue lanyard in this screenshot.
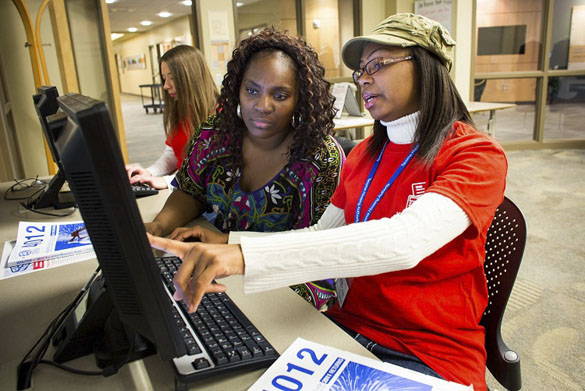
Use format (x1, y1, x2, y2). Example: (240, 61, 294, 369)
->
(354, 141, 419, 223)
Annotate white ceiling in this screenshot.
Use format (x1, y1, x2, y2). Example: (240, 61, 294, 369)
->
(106, 0, 262, 34)
(107, 0, 194, 34)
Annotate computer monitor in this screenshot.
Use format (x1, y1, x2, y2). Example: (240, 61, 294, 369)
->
(28, 86, 76, 209)
(46, 92, 185, 364)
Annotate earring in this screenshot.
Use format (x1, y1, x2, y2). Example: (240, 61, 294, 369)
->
(236, 104, 242, 119)
(291, 113, 302, 128)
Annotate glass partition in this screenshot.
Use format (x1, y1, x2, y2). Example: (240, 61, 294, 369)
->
(549, 1, 585, 70)
(471, 77, 537, 142)
(545, 76, 585, 140)
(475, 0, 544, 73)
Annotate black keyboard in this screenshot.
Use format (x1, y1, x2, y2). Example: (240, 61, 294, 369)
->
(131, 183, 158, 198)
(155, 256, 278, 382)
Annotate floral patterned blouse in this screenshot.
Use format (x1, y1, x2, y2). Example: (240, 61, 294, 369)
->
(174, 115, 344, 310)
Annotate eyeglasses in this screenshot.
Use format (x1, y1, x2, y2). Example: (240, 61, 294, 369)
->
(352, 56, 413, 84)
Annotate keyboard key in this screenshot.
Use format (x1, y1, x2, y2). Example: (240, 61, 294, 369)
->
(187, 344, 201, 355)
(236, 346, 252, 360)
(192, 358, 210, 370)
(212, 351, 228, 365)
(224, 349, 240, 363)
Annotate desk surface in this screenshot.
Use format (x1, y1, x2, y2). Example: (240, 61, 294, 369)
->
(466, 101, 516, 113)
(0, 182, 377, 390)
(333, 113, 374, 131)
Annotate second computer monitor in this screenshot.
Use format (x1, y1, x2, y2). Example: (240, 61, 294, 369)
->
(29, 86, 76, 209)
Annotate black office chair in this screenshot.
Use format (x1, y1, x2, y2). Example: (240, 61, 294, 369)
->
(481, 197, 526, 391)
(334, 136, 358, 156)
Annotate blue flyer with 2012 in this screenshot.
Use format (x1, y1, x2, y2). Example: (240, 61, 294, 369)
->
(248, 338, 472, 391)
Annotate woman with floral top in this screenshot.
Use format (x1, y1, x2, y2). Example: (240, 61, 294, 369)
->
(146, 28, 344, 310)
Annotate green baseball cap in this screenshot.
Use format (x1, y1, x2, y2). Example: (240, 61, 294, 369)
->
(342, 13, 456, 71)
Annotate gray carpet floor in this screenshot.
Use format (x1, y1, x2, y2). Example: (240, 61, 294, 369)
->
(121, 93, 585, 390)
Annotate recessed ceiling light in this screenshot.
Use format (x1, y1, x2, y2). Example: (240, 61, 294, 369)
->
(158, 11, 172, 18)
(105, 0, 116, 3)
(111, 33, 124, 40)
(236, 2, 244, 6)
(181, 1, 192, 5)
(128, 27, 138, 32)
(140, 21, 152, 26)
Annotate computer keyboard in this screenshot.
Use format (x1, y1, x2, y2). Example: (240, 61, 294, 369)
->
(131, 183, 158, 198)
(155, 256, 279, 382)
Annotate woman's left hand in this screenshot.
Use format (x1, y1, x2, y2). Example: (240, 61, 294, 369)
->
(148, 234, 245, 312)
(169, 226, 229, 244)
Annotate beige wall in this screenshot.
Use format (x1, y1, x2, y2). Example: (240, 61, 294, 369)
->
(453, 0, 473, 101)
(113, 16, 193, 97)
(0, 0, 64, 178)
(380, 0, 473, 102)
(67, 0, 110, 103)
(236, 0, 297, 39)
(196, 0, 237, 87)
(305, 0, 341, 77)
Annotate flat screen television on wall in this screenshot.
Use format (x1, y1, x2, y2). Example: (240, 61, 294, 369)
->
(477, 25, 527, 56)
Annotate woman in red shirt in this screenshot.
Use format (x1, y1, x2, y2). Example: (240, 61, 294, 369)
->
(126, 45, 218, 189)
(149, 14, 507, 390)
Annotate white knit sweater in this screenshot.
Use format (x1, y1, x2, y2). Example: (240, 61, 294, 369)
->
(229, 112, 471, 294)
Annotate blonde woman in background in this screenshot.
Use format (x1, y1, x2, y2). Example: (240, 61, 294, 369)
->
(126, 45, 219, 189)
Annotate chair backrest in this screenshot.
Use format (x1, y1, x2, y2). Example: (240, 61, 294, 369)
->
(481, 197, 526, 391)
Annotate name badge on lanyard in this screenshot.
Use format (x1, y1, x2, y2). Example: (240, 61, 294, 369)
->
(337, 141, 418, 309)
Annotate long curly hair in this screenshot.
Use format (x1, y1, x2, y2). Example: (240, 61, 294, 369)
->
(216, 28, 336, 169)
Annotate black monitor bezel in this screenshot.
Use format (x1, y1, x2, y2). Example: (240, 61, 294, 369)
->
(48, 92, 185, 361)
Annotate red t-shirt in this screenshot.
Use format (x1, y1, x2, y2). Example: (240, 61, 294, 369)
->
(165, 120, 191, 170)
(327, 122, 507, 390)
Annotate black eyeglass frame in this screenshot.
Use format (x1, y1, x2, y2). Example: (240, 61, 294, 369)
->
(352, 55, 413, 84)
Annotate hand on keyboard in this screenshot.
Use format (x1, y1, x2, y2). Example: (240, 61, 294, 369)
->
(130, 175, 168, 190)
(147, 234, 245, 313)
(125, 162, 150, 180)
(156, 256, 278, 380)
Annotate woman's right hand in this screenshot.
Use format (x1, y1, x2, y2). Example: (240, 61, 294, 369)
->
(169, 226, 229, 244)
(126, 163, 152, 181)
(148, 234, 245, 312)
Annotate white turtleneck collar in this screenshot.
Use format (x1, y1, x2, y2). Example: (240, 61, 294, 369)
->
(380, 111, 420, 144)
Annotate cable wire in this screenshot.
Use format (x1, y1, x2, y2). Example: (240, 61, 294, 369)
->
(17, 268, 105, 390)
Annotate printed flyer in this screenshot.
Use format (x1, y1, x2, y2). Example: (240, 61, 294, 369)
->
(1, 240, 95, 280)
(7, 221, 94, 267)
(248, 338, 472, 391)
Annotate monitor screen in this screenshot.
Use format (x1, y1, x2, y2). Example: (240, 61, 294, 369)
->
(477, 25, 527, 56)
(47, 92, 185, 362)
(29, 86, 76, 209)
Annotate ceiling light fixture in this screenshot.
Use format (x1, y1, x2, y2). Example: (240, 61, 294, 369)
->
(105, 0, 116, 4)
(236, 2, 244, 6)
(111, 33, 124, 40)
(158, 11, 172, 18)
(128, 27, 138, 32)
(140, 21, 152, 26)
(181, 1, 192, 5)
